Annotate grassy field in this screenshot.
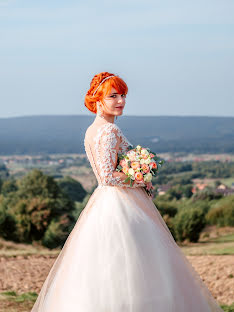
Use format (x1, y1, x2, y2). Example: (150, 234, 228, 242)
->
(181, 233, 234, 256)
(0, 292, 36, 312)
(0, 237, 60, 258)
(0, 291, 233, 312)
(0, 290, 233, 312)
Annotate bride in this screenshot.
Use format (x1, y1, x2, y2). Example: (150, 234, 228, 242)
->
(31, 72, 223, 311)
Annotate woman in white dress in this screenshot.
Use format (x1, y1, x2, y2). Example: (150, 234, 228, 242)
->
(31, 72, 224, 311)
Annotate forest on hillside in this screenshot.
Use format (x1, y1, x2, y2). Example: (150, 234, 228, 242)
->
(0, 115, 234, 154)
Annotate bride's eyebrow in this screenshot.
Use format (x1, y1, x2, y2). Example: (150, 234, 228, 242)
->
(110, 92, 118, 95)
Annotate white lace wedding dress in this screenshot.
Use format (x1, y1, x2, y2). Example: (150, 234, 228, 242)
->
(31, 116, 223, 311)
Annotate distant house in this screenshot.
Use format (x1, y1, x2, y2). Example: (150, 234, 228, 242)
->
(217, 184, 227, 190)
(157, 184, 171, 195)
(215, 184, 234, 196)
(191, 183, 208, 194)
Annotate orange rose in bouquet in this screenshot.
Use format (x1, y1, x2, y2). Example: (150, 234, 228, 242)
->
(116, 144, 165, 198)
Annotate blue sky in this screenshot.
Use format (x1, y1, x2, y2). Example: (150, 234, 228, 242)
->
(0, 0, 234, 118)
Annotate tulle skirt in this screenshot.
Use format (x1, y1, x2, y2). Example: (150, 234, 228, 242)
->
(31, 185, 223, 311)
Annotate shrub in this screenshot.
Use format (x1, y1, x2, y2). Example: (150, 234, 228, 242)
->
(73, 193, 92, 220)
(57, 176, 87, 202)
(173, 207, 206, 242)
(0, 169, 76, 248)
(192, 186, 223, 201)
(0, 196, 5, 225)
(1, 179, 18, 196)
(206, 196, 234, 227)
(42, 216, 72, 249)
(153, 200, 177, 218)
(166, 184, 193, 200)
(162, 214, 176, 240)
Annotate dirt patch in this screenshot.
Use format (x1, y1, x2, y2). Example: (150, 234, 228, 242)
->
(0, 254, 233, 306)
(187, 255, 234, 305)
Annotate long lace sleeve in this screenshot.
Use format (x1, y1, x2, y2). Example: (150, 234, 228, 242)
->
(94, 123, 144, 188)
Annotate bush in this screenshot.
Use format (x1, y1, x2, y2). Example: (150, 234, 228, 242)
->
(173, 207, 206, 242)
(153, 200, 177, 218)
(72, 193, 92, 220)
(0, 169, 76, 248)
(57, 176, 87, 202)
(206, 196, 234, 227)
(1, 179, 18, 196)
(186, 199, 211, 215)
(162, 214, 176, 240)
(0, 196, 17, 241)
(191, 186, 223, 201)
(42, 216, 73, 249)
(0, 196, 5, 225)
(165, 184, 193, 200)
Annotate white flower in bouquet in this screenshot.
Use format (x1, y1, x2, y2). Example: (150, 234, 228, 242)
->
(144, 172, 152, 183)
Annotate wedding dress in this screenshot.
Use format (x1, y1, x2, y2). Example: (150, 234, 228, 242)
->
(31, 116, 223, 311)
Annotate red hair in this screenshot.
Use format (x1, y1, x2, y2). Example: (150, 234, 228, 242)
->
(84, 72, 128, 114)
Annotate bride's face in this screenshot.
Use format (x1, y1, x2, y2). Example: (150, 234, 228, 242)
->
(98, 87, 126, 117)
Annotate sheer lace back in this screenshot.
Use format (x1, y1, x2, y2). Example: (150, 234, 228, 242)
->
(84, 122, 142, 188)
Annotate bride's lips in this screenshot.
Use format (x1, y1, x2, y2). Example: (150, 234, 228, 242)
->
(116, 106, 124, 109)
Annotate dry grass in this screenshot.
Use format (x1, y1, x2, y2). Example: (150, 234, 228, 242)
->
(0, 238, 60, 258)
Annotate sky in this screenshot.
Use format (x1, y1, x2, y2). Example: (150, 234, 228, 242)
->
(0, 0, 234, 118)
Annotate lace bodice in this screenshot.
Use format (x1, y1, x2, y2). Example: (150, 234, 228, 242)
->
(84, 121, 144, 188)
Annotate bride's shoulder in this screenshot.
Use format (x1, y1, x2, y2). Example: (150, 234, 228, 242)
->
(101, 123, 123, 137)
(92, 123, 123, 144)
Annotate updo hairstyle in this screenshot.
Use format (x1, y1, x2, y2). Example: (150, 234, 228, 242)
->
(84, 72, 128, 114)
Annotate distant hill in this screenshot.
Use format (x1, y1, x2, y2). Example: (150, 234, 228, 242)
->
(0, 115, 234, 155)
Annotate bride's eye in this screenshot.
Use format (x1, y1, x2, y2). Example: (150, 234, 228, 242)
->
(109, 94, 126, 98)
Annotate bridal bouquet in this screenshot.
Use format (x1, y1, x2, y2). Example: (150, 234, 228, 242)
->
(116, 145, 165, 198)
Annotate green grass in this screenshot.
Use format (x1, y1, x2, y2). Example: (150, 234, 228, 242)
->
(181, 233, 234, 256)
(0, 291, 37, 312)
(220, 303, 234, 312)
(209, 233, 234, 243)
(0, 291, 230, 312)
(0, 291, 37, 302)
(181, 241, 234, 256)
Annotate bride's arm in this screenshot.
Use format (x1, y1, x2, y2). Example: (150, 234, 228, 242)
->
(97, 125, 145, 188)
